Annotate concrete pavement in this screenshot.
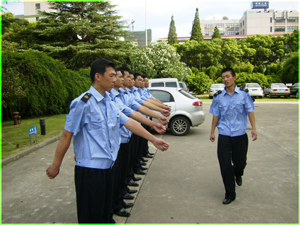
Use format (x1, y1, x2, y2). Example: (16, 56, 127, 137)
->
(2, 102, 298, 223)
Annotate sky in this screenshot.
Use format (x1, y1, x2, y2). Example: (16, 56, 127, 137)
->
(1, 0, 299, 41)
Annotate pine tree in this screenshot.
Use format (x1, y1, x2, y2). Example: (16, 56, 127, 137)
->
(212, 26, 221, 39)
(190, 8, 203, 43)
(34, 2, 132, 70)
(168, 15, 178, 45)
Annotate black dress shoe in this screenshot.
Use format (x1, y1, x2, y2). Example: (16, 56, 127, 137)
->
(141, 166, 148, 171)
(236, 176, 242, 186)
(132, 176, 142, 181)
(135, 170, 146, 175)
(141, 158, 148, 162)
(144, 153, 153, 158)
(148, 152, 155, 155)
(128, 180, 139, 187)
(123, 193, 134, 200)
(123, 202, 134, 209)
(140, 162, 147, 166)
(222, 197, 235, 204)
(128, 189, 137, 194)
(115, 208, 131, 217)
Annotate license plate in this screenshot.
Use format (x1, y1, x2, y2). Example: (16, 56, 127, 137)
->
(252, 89, 257, 91)
(278, 89, 284, 91)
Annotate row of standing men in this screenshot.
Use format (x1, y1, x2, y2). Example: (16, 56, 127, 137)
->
(46, 59, 171, 223)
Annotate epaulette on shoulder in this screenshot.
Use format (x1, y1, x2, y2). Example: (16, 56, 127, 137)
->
(81, 93, 92, 103)
(214, 90, 222, 97)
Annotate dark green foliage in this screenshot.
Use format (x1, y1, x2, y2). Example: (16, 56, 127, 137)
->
(279, 53, 299, 84)
(2, 51, 90, 120)
(33, 2, 133, 70)
(190, 8, 203, 43)
(212, 26, 221, 39)
(186, 67, 212, 94)
(168, 15, 178, 45)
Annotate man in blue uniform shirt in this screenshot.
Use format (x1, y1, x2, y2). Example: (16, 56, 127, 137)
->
(46, 59, 169, 223)
(209, 68, 257, 205)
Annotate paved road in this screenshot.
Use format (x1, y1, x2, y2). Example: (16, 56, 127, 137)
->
(2, 102, 298, 223)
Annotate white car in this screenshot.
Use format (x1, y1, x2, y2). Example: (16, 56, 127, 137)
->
(209, 84, 225, 99)
(245, 83, 264, 98)
(149, 87, 205, 136)
(148, 78, 180, 88)
(264, 83, 290, 98)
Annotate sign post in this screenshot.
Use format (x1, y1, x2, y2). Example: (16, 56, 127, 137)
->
(29, 125, 38, 145)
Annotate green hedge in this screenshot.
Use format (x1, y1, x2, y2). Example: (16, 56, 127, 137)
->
(2, 50, 90, 120)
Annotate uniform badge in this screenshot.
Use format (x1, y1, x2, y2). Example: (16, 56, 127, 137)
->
(214, 90, 222, 97)
(81, 93, 92, 103)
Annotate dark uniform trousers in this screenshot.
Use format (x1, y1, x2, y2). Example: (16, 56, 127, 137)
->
(217, 133, 248, 199)
(112, 141, 131, 212)
(75, 166, 115, 223)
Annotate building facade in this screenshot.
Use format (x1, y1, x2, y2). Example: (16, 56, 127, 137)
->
(240, 9, 299, 35)
(23, 1, 56, 22)
(201, 19, 240, 36)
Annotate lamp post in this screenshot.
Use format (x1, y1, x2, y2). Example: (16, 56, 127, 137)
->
(131, 19, 135, 40)
(145, 0, 147, 46)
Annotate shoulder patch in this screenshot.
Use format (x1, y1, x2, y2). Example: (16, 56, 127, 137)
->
(81, 93, 92, 103)
(240, 87, 249, 93)
(214, 90, 222, 97)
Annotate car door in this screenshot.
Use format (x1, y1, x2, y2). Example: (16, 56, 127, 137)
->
(149, 90, 176, 117)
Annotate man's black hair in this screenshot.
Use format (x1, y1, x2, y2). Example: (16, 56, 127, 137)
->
(90, 59, 116, 83)
(221, 68, 236, 77)
(133, 72, 142, 80)
(118, 67, 131, 76)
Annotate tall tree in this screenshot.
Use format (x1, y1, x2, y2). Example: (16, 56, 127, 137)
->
(212, 26, 221, 39)
(167, 15, 178, 45)
(190, 8, 203, 43)
(34, 2, 133, 70)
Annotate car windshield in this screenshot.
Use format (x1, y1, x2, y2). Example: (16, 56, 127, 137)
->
(179, 90, 197, 99)
(247, 84, 260, 88)
(272, 83, 286, 88)
(294, 83, 299, 87)
(211, 84, 224, 88)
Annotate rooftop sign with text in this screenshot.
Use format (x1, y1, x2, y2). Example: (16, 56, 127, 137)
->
(251, 1, 269, 9)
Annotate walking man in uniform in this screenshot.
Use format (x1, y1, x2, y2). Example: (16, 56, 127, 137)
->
(209, 68, 257, 205)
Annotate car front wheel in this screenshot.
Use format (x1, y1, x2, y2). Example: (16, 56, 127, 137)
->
(170, 116, 190, 136)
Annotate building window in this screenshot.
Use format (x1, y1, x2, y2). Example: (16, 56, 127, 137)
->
(204, 24, 213, 28)
(274, 17, 285, 23)
(287, 26, 298, 32)
(35, 3, 40, 10)
(225, 30, 235, 35)
(243, 20, 244, 25)
(215, 23, 224, 28)
(274, 26, 285, 32)
(287, 17, 299, 22)
(36, 17, 39, 21)
(270, 26, 272, 32)
(270, 17, 272, 23)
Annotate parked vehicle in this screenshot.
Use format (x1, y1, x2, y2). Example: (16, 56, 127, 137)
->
(264, 83, 290, 98)
(148, 78, 180, 88)
(209, 83, 225, 99)
(149, 87, 206, 136)
(245, 83, 264, 98)
(290, 83, 299, 99)
(179, 81, 189, 92)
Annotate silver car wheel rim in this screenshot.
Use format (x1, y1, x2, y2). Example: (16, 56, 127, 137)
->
(173, 119, 187, 134)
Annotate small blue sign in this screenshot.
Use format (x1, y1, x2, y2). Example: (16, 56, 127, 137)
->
(29, 125, 37, 136)
(251, 1, 269, 9)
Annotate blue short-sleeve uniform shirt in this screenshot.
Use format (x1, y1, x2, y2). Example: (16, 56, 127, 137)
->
(64, 86, 129, 169)
(209, 86, 255, 137)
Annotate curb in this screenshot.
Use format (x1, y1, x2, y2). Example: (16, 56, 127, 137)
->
(2, 134, 62, 167)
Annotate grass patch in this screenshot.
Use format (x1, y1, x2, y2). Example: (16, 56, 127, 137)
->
(2, 114, 66, 159)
